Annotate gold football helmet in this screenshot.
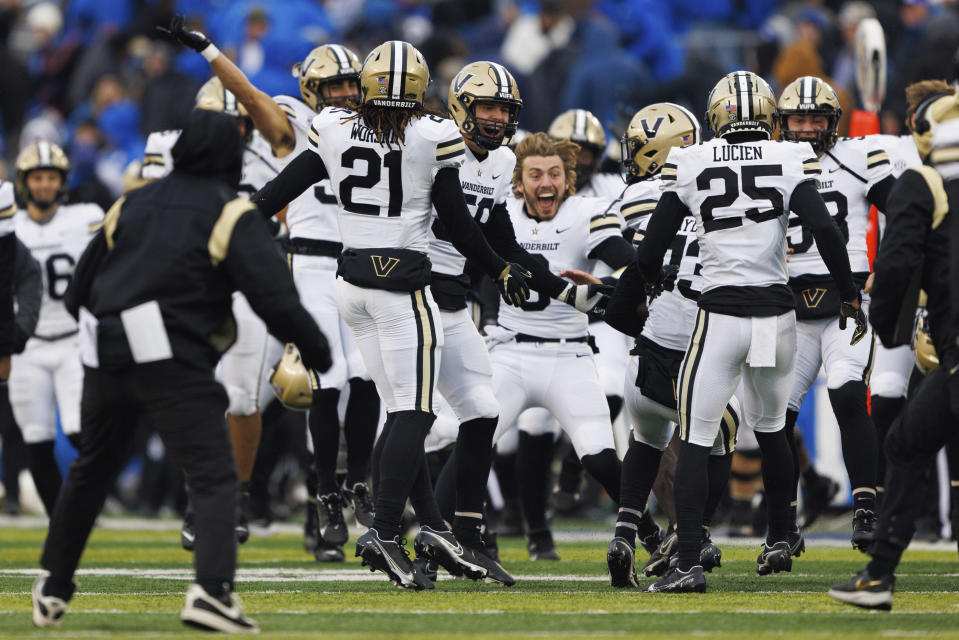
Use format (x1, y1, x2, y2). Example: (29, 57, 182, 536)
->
(548, 109, 606, 190)
(448, 61, 523, 150)
(269, 343, 317, 411)
(195, 76, 249, 118)
(912, 310, 938, 375)
(15, 140, 69, 208)
(292, 44, 362, 112)
(622, 103, 700, 180)
(705, 71, 778, 138)
(122, 159, 149, 193)
(778, 76, 842, 153)
(360, 40, 430, 109)
(911, 90, 959, 158)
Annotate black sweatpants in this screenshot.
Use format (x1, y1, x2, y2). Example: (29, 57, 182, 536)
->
(40, 361, 237, 598)
(870, 366, 959, 570)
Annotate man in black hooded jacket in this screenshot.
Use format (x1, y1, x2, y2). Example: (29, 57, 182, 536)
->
(30, 110, 332, 634)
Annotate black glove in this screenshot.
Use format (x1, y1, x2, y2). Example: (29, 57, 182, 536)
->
(645, 264, 679, 301)
(157, 15, 212, 53)
(299, 333, 333, 374)
(558, 282, 614, 315)
(495, 263, 532, 307)
(838, 296, 868, 346)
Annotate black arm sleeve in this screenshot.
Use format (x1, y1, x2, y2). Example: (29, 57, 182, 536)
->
(635, 191, 687, 282)
(251, 150, 328, 218)
(482, 202, 567, 299)
(432, 167, 507, 278)
(0, 232, 14, 356)
(12, 239, 41, 353)
(869, 171, 932, 346)
(63, 229, 108, 321)
(789, 180, 857, 301)
(587, 235, 636, 270)
(603, 262, 646, 338)
(222, 210, 328, 367)
(866, 174, 897, 213)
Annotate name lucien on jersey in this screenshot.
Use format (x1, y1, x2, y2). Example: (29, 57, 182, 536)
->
(712, 145, 764, 162)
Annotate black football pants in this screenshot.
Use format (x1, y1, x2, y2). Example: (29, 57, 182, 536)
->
(40, 361, 237, 598)
(870, 365, 959, 569)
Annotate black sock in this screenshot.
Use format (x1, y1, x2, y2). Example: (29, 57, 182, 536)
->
(704, 452, 733, 525)
(452, 513, 484, 548)
(344, 378, 379, 486)
(606, 394, 624, 424)
(755, 430, 795, 542)
(308, 389, 341, 494)
(454, 416, 497, 518)
(619, 439, 664, 522)
(853, 490, 877, 513)
(557, 447, 584, 494)
(433, 449, 457, 523)
(517, 432, 555, 533)
(829, 381, 878, 500)
(408, 449, 446, 531)
(371, 410, 435, 539)
(867, 540, 903, 578)
(674, 441, 710, 571)
(581, 448, 622, 505)
(493, 452, 518, 501)
(27, 441, 62, 516)
(871, 395, 905, 493)
(784, 409, 800, 509)
(370, 414, 396, 495)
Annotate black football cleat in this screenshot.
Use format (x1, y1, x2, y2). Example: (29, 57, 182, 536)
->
(800, 474, 839, 528)
(413, 526, 487, 581)
(314, 542, 345, 563)
(829, 569, 894, 610)
(303, 495, 319, 552)
(699, 530, 722, 573)
(645, 564, 706, 593)
(607, 537, 639, 588)
(636, 515, 664, 555)
(235, 484, 250, 545)
(180, 509, 196, 552)
(32, 575, 68, 628)
(342, 482, 375, 529)
(788, 525, 806, 558)
(466, 544, 516, 587)
(317, 493, 349, 546)
(180, 583, 258, 634)
(355, 529, 434, 591)
(851, 509, 877, 552)
(756, 540, 793, 576)
(411, 556, 439, 583)
(527, 529, 560, 561)
(642, 526, 677, 578)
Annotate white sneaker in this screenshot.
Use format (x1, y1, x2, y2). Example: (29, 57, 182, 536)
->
(32, 574, 68, 628)
(180, 583, 259, 634)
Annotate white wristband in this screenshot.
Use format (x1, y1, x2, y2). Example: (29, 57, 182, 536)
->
(200, 43, 220, 62)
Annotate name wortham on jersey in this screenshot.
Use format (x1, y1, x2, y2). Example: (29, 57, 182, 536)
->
(712, 145, 764, 162)
(350, 122, 397, 145)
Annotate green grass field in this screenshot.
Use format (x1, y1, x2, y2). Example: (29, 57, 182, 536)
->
(2, 519, 958, 639)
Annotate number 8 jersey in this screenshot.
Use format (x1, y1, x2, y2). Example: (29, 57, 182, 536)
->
(661, 138, 819, 306)
(308, 107, 465, 251)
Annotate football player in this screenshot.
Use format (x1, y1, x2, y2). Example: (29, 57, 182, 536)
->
(142, 74, 280, 550)
(165, 16, 380, 561)
(253, 40, 532, 590)
(778, 76, 898, 550)
(415, 61, 610, 583)
(9, 142, 103, 516)
(484, 131, 637, 560)
(602, 102, 738, 587)
(635, 71, 863, 592)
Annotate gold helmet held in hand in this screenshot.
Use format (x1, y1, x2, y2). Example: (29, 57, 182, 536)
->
(448, 61, 523, 150)
(778, 76, 843, 153)
(15, 140, 70, 208)
(706, 71, 778, 138)
(360, 40, 430, 109)
(269, 343, 317, 411)
(913, 309, 939, 375)
(622, 102, 700, 180)
(292, 44, 362, 112)
(195, 76, 249, 118)
(911, 90, 959, 158)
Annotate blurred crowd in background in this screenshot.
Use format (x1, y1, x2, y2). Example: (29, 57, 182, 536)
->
(1, 0, 958, 532)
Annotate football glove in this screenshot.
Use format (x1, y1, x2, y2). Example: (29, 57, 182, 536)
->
(645, 264, 679, 302)
(496, 263, 532, 307)
(838, 297, 868, 346)
(158, 15, 212, 53)
(558, 282, 614, 315)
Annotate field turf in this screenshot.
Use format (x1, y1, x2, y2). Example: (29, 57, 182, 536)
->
(1, 519, 958, 638)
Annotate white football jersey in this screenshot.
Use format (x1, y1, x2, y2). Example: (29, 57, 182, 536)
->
(663, 139, 819, 294)
(308, 107, 465, 252)
(498, 194, 620, 337)
(0, 181, 15, 236)
(274, 95, 341, 242)
(428, 145, 516, 276)
(142, 127, 278, 197)
(622, 177, 700, 351)
(16, 203, 103, 337)
(787, 136, 892, 277)
(579, 171, 626, 200)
